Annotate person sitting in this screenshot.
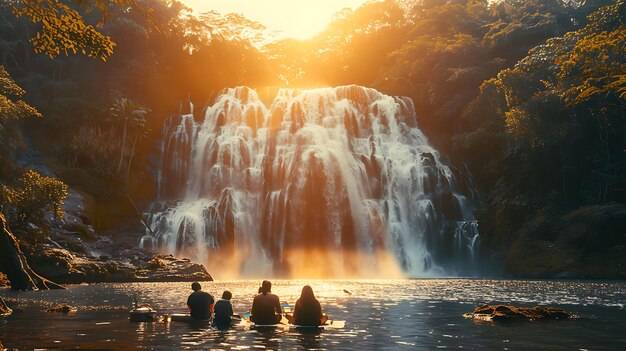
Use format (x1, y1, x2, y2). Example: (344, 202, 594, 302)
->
(186, 282, 214, 320)
(213, 290, 239, 329)
(286, 285, 328, 326)
(250, 280, 282, 324)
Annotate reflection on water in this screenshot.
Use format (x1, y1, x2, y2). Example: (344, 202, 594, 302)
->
(1, 279, 625, 350)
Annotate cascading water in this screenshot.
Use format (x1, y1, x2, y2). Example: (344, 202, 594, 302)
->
(141, 85, 479, 278)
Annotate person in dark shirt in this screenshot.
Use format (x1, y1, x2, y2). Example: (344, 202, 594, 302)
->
(213, 290, 235, 329)
(186, 282, 214, 320)
(287, 285, 328, 326)
(250, 280, 282, 324)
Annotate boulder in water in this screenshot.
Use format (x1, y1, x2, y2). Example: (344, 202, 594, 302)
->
(46, 305, 76, 313)
(137, 254, 213, 282)
(464, 304, 573, 322)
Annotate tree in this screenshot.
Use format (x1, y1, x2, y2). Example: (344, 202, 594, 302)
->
(0, 65, 42, 179)
(0, 67, 66, 290)
(12, 0, 142, 60)
(552, 0, 626, 105)
(109, 97, 149, 174)
(4, 170, 68, 227)
(0, 212, 64, 290)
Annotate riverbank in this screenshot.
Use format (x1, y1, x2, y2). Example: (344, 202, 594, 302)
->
(31, 246, 212, 285)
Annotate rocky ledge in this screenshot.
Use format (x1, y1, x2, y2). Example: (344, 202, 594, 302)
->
(29, 242, 212, 284)
(464, 305, 573, 322)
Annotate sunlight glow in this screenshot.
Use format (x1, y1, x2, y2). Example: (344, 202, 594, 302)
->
(181, 0, 370, 40)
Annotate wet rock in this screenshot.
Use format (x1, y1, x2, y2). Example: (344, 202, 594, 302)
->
(464, 304, 573, 322)
(46, 305, 76, 313)
(59, 190, 97, 229)
(28, 245, 211, 283)
(136, 254, 213, 282)
(30, 247, 76, 277)
(1, 297, 12, 316)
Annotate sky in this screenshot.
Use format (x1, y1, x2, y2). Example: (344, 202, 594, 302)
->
(181, 0, 370, 40)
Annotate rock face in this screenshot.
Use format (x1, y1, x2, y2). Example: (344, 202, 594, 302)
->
(464, 305, 573, 322)
(30, 244, 212, 284)
(22, 211, 212, 284)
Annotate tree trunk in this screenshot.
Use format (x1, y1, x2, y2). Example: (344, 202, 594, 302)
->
(116, 116, 128, 174)
(126, 134, 138, 184)
(0, 212, 64, 290)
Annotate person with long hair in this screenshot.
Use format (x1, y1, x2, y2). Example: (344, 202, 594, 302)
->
(287, 285, 328, 326)
(250, 280, 283, 324)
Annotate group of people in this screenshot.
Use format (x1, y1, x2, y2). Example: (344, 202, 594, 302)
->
(186, 280, 327, 328)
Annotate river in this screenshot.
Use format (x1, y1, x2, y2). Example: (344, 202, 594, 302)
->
(1, 279, 625, 350)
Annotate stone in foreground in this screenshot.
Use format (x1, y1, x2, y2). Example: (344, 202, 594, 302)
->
(464, 304, 573, 322)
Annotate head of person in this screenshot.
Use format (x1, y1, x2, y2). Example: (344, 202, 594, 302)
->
(191, 282, 201, 292)
(261, 280, 272, 294)
(222, 290, 232, 300)
(300, 285, 316, 301)
(258, 286, 263, 294)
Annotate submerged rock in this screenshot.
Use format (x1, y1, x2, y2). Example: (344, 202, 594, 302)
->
(46, 305, 76, 313)
(464, 304, 573, 322)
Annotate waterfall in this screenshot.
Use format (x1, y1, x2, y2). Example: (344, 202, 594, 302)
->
(141, 85, 479, 278)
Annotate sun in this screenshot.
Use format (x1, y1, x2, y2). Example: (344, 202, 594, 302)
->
(181, 0, 369, 40)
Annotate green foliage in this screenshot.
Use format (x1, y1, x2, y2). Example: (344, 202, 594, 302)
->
(552, 0, 626, 105)
(4, 170, 68, 226)
(12, 0, 141, 60)
(54, 124, 119, 173)
(0, 66, 42, 184)
(109, 97, 149, 176)
(197, 11, 271, 48)
(0, 66, 41, 122)
(456, 0, 626, 269)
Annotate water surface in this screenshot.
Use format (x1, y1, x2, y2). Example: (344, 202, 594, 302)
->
(1, 279, 625, 350)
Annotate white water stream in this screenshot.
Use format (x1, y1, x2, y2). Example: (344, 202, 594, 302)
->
(142, 85, 478, 278)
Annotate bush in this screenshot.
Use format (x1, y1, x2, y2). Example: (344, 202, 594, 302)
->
(4, 170, 68, 226)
